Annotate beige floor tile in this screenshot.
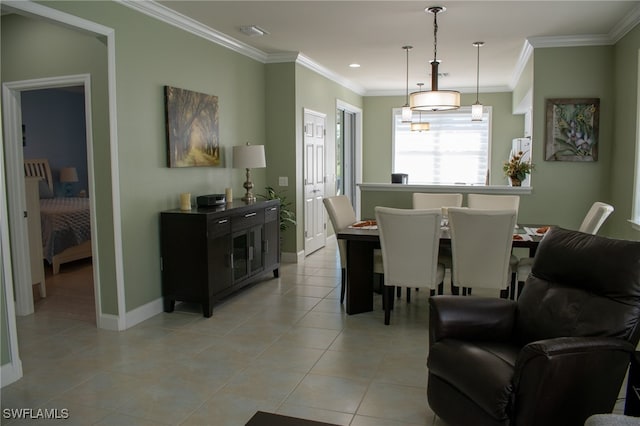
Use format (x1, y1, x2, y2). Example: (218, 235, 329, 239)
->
(357, 382, 434, 424)
(284, 374, 369, 413)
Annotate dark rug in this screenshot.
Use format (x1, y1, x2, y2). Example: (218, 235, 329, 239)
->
(245, 411, 340, 426)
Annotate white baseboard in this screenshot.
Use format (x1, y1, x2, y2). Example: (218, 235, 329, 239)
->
(97, 298, 163, 331)
(97, 313, 121, 331)
(281, 250, 305, 263)
(1, 359, 23, 388)
(124, 297, 164, 329)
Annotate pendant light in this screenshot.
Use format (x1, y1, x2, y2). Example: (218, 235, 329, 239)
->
(410, 6, 460, 112)
(401, 45, 413, 123)
(411, 83, 431, 132)
(471, 41, 484, 121)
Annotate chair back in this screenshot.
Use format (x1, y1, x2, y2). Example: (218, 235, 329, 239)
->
(518, 227, 640, 346)
(578, 201, 614, 234)
(448, 207, 517, 291)
(467, 194, 520, 222)
(375, 207, 442, 289)
(413, 193, 463, 217)
(323, 196, 357, 265)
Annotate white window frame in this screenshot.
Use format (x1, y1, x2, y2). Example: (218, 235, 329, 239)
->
(392, 106, 493, 185)
(631, 49, 640, 231)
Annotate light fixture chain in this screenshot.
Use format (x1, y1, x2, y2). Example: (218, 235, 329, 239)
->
(476, 44, 480, 102)
(433, 10, 438, 63)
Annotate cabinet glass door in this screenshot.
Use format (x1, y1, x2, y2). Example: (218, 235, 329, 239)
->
(232, 232, 249, 282)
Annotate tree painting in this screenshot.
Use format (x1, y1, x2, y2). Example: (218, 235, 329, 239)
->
(165, 86, 220, 167)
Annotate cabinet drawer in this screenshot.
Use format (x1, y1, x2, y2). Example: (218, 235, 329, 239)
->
(232, 209, 264, 231)
(265, 206, 278, 223)
(208, 216, 231, 238)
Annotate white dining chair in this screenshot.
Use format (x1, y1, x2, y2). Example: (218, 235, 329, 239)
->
(467, 193, 520, 295)
(515, 201, 614, 297)
(412, 192, 463, 294)
(323, 195, 383, 303)
(448, 208, 517, 298)
(375, 206, 445, 325)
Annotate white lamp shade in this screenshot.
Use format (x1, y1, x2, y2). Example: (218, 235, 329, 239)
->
(471, 103, 484, 121)
(410, 90, 460, 111)
(60, 167, 79, 183)
(401, 106, 412, 123)
(411, 121, 431, 132)
(232, 144, 266, 169)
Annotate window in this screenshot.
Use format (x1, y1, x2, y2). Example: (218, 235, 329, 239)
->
(632, 50, 640, 230)
(392, 106, 491, 185)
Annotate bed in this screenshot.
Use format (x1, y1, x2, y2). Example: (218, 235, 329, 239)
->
(24, 158, 92, 274)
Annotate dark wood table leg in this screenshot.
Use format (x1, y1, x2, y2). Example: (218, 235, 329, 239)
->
(346, 240, 374, 315)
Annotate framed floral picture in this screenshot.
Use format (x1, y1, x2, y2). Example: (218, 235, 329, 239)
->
(165, 86, 221, 167)
(545, 98, 599, 162)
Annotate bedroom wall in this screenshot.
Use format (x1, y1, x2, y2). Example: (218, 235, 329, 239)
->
(22, 88, 89, 197)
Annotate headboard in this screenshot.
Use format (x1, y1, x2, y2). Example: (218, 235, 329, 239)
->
(24, 158, 53, 193)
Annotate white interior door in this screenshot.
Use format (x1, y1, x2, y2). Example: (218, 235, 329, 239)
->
(303, 109, 326, 255)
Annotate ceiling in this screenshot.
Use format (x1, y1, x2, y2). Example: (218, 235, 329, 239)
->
(151, 0, 639, 96)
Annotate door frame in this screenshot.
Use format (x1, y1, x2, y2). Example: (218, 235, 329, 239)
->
(1, 1, 126, 387)
(336, 100, 363, 218)
(4, 75, 99, 317)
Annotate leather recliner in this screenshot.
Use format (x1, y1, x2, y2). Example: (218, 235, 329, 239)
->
(427, 227, 640, 426)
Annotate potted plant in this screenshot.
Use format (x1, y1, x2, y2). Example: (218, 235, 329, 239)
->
(503, 151, 533, 186)
(260, 186, 297, 232)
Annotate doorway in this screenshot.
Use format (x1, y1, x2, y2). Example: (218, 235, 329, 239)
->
(336, 100, 363, 218)
(4, 75, 98, 322)
(23, 85, 96, 323)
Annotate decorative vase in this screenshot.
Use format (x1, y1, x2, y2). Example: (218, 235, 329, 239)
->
(510, 177, 522, 187)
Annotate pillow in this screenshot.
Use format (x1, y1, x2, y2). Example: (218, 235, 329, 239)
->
(38, 180, 54, 199)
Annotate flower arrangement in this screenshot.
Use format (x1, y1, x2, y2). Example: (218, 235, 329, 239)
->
(503, 151, 533, 183)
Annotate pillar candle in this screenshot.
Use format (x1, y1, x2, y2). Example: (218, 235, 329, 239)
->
(180, 193, 191, 211)
(225, 187, 233, 203)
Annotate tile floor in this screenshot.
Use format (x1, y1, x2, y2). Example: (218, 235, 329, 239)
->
(1, 239, 628, 425)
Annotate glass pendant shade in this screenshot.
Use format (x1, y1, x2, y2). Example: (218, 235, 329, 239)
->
(471, 102, 483, 121)
(401, 106, 412, 122)
(410, 89, 461, 112)
(411, 121, 430, 132)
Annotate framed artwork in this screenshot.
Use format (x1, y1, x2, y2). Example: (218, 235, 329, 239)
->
(545, 98, 599, 162)
(165, 86, 220, 167)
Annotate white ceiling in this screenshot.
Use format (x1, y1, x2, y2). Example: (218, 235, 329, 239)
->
(135, 1, 639, 95)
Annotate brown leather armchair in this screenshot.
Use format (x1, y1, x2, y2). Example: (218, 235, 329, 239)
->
(427, 227, 640, 426)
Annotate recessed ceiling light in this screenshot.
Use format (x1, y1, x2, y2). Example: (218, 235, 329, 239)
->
(239, 25, 269, 37)
(349, 63, 361, 68)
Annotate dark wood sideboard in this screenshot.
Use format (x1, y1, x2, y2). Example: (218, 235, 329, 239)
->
(160, 199, 280, 317)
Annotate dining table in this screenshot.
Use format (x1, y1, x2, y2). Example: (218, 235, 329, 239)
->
(336, 222, 550, 315)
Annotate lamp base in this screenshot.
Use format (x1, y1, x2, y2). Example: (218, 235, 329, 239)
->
(242, 169, 256, 203)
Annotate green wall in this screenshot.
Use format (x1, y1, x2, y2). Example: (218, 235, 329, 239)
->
(610, 24, 640, 239)
(265, 62, 297, 253)
(1, 13, 117, 313)
(529, 46, 615, 231)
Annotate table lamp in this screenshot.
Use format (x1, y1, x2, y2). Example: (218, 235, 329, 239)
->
(232, 143, 266, 203)
(60, 167, 78, 197)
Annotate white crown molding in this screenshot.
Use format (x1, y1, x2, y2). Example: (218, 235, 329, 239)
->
(295, 53, 366, 95)
(510, 40, 534, 91)
(118, 1, 366, 95)
(610, 2, 640, 43)
(117, 0, 268, 62)
(528, 34, 611, 48)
